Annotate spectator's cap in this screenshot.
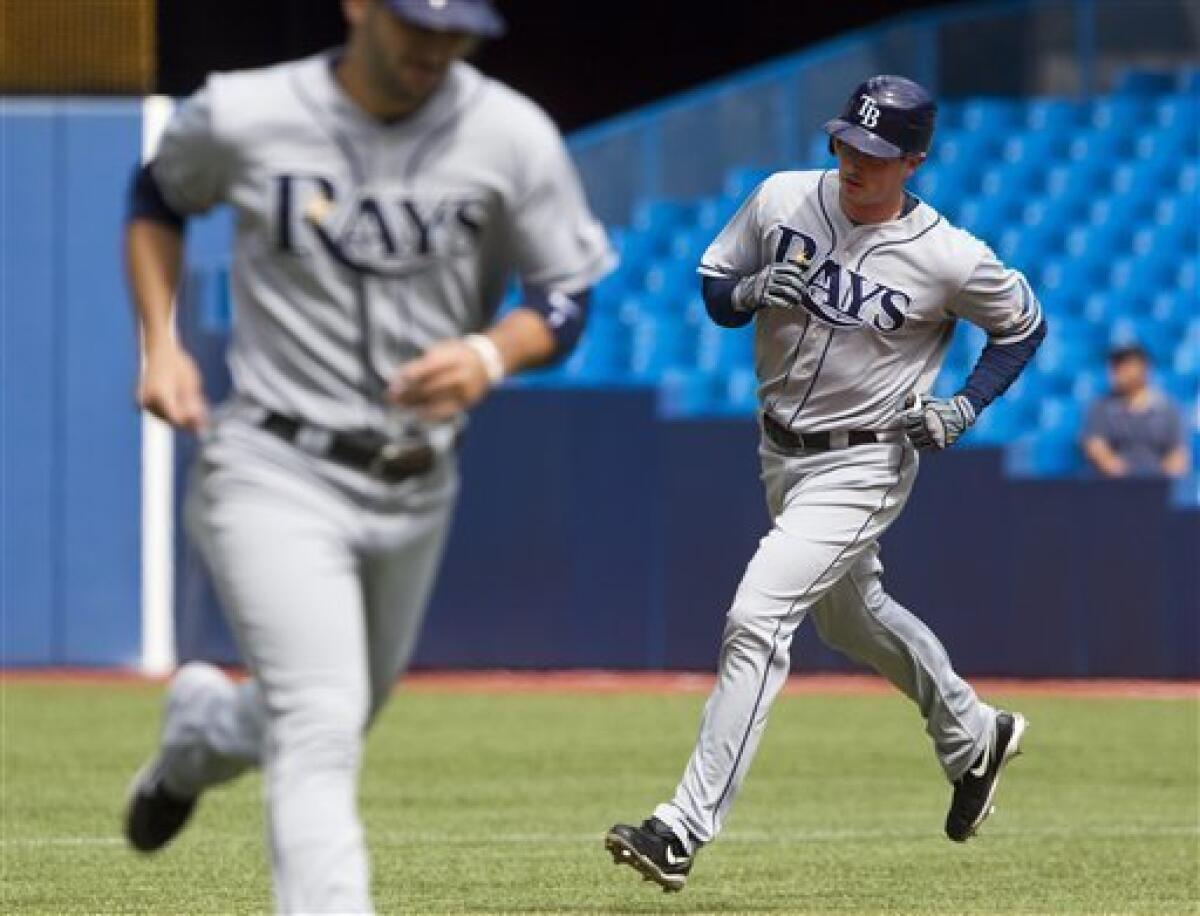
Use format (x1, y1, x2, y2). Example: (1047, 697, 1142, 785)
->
(1108, 343, 1150, 365)
(383, 0, 506, 38)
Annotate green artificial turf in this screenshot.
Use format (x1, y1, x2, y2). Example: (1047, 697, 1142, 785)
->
(1, 681, 1196, 913)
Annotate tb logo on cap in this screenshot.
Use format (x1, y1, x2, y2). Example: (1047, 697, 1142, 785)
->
(857, 96, 881, 128)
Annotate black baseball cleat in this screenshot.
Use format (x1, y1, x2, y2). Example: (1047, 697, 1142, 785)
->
(605, 816, 694, 892)
(945, 710, 1027, 842)
(124, 758, 197, 853)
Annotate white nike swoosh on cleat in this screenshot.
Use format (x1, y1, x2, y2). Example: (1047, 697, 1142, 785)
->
(664, 846, 690, 867)
(968, 744, 991, 778)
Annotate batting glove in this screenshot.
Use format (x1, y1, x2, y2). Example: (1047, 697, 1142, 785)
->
(732, 262, 809, 314)
(902, 393, 976, 451)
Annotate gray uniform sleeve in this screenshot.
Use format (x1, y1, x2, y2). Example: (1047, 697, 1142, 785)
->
(948, 243, 1043, 342)
(508, 119, 613, 293)
(699, 184, 764, 279)
(1164, 399, 1186, 450)
(1082, 399, 1112, 443)
(151, 81, 234, 216)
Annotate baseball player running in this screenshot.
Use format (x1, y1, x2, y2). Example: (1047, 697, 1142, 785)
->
(122, 1, 611, 912)
(607, 75, 1046, 892)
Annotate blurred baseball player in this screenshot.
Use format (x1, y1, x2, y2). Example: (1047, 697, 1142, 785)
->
(607, 75, 1046, 892)
(121, 1, 611, 911)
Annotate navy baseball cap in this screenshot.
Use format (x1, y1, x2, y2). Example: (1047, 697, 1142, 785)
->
(384, 0, 506, 38)
(824, 75, 937, 159)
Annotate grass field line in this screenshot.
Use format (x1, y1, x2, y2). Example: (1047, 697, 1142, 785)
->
(6, 823, 1196, 848)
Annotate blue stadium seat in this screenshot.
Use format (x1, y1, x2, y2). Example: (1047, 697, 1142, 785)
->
(1044, 160, 1111, 203)
(695, 321, 753, 373)
(694, 196, 739, 232)
(998, 222, 1070, 273)
(965, 401, 1019, 446)
(1037, 396, 1085, 435)
(807, 133, 835, 168)
(1177, 257, 1199, 295)
(1153, 94, 1199, 132)
(642, 258, 696, 310)
(932, 365, 967, 397)
(627, 313, 694, 378)
(1067, 128, 1137, 165)
(1063, 221, 1137, 261)
(1162, 373, 1199, 405)
(681, 293, 709, 327)
(1024, 98, 1087, 131)
(979, 160, 1044, 198)
(1108, 318, 1178, 365)
(1090, 96, 1157, 130)
(1034, 335, 1102, 375)
(667, 226, 712, 270)
(560, 330, 626, 380)
(721, 367, 760, 415)
(1071, 370, 1109, 403)
(934, 132, 1005, 173)
(1005, 432, 1084, 476)
(936, 100, 964, 131)
(961, 98, 1024, 132)
(658, 368, 719, 417)
(957, 194, 1023, 245)
(1087, 192, 1161, 228)
(1109, 157, 1175, 201)
(1022, 195, 1089, 238)
(1148, 291, 1196, 326)
(1179, 66, 1200, 94)
(912, 163, 971, 210)
(1135, 125, 1200, 161)
(631, 199, 697, 254)
(723, 166, 773, 200)
(1115, 69, 1179, 95)
(607, 226, 655, 280)
(1000, 130, 1073, 167)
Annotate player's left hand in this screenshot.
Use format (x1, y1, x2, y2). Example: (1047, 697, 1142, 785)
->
(902, 393, 976, 450)
(389, 340, 494, 420)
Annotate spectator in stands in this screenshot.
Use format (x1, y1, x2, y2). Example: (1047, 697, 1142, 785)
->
(1082, 344, 1188, 478)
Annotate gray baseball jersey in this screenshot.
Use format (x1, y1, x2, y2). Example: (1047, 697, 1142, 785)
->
(153, 51, 613, 433)
(699, 169, 1043, 431)
(650, 168, 1035, 856)
(142, 52, 613, 914)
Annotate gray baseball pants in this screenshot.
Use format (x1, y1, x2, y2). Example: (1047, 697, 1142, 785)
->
(160, 415, 456, 914)
(654, 435, 994, 849)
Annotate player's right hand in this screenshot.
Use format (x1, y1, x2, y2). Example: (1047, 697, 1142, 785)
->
(732, 262, 810, 314)
(137, 343, 209, 432)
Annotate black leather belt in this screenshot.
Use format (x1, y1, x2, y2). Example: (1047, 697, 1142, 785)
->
(260, 412, 435, 483)
(762, 414, 880, 452)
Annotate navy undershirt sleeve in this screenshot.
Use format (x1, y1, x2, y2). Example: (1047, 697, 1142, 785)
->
(960, 317, 1048, 415)
(702, 275, 753, 328)
(522, 286, 591, 362)
(127, 162, 185, 231)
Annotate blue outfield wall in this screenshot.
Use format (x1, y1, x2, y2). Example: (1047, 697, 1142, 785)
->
(173, 385, 1200, 679)
(1, 101, 143, 666)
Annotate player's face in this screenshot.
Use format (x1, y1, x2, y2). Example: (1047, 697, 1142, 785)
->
(834, 139, 922, 218)
(349, 0, 477, 106)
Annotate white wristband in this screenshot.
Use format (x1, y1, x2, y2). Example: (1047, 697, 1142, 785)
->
(464, 333, 506, 386)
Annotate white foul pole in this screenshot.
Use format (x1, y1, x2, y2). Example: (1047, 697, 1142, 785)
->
(139, 95, 176, 676)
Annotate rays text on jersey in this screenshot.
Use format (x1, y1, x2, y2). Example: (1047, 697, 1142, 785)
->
(776, 226, 911, 332)
(274, 173, 488, 276)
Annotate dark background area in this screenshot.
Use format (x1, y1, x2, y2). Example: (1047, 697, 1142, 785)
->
(158, 0, 952, 130)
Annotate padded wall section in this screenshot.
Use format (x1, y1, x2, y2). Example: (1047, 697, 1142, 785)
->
(2, 110, 59, 662)
(175, 389, 1199, 677)
(1, 101, 142, 665)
